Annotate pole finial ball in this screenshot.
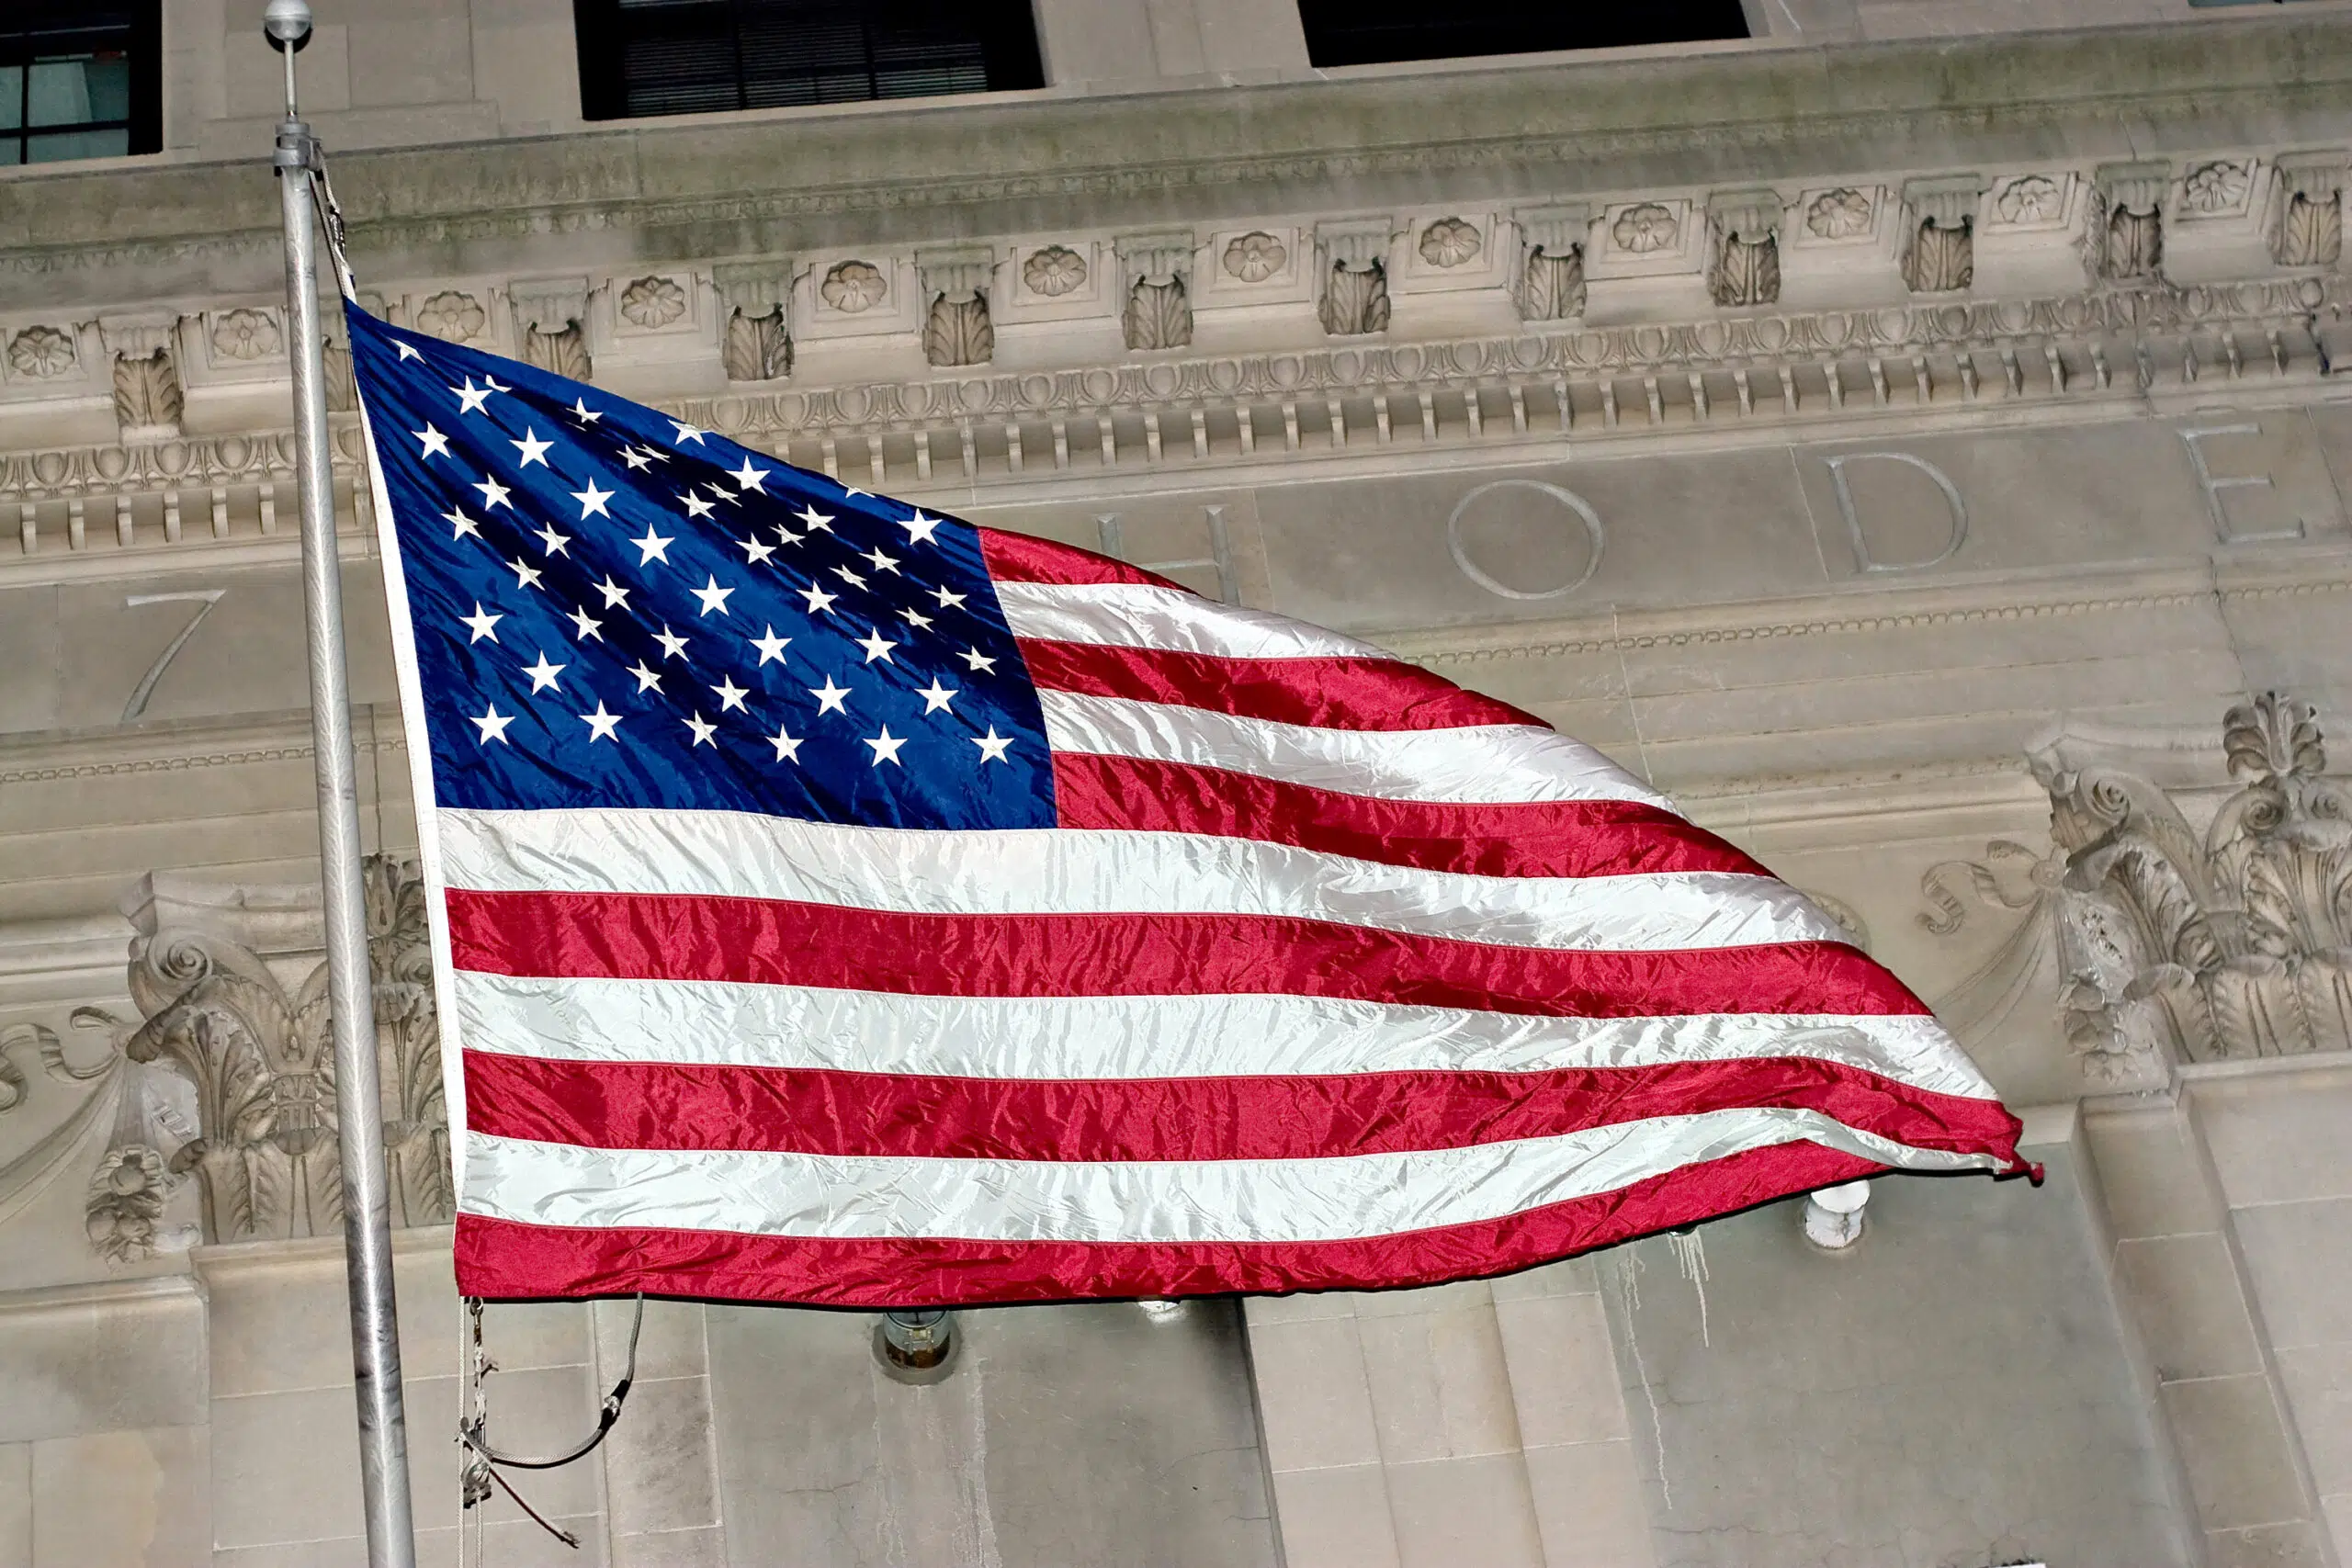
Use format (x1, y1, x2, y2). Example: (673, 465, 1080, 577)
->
(263, 0, 313, 50)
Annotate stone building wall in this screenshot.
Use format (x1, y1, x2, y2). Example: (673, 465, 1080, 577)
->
(4, 5, 2352, 1563)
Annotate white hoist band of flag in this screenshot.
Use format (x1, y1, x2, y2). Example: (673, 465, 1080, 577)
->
(346, 301, 2032, 1307)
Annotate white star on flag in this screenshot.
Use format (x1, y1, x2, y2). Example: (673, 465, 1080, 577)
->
(960, 647, 996, 673)
(737, 535, 776, 565)
(682, 491, 718, 521)
(750, 627, 792, 665)
(691, 576, 735, 616)
(971, 727, 1014, 763)
(799, 583, 838, 615)
(916, 680, 956, 713)
(864, 727, 908, 766)
(621, 447, 653, 471)
(729, 458, 769, 492)
(470, 705, 514, 744)
(571, 480, 615, 519)
(684, 713, 718, 747)
(900, 510, 943, 545)
(653, 626, 690, 660)
(568, 607, 604, 642)
(933, 586, 967, 609)
(451, 378, 493, 414)
(579, 703, 622, 741)
(767, 724, 802, 761)
(809, 677, 851, 715)
(855, 630, 898, 664)
(594, 575, 631, 608)
(460, 603, 502, 643)
(414, 425, 451, 459)
(629, 526, 673, 565)
(627, 660, 662, 693)
(393, 340, 421, 361)
(507, 558, 544, 592)
(711, 676, 750, 713)
(534, 523, 571, 556)
(864, 547, 900, 575)
(570, 398, 602, 425)
(522, 653, 565, 692)
(795, 504, 833, 533)
(474, 476, 512, 510)
(671, 421, 707, 445)
(512, 429, 552, 467)
(444, 508, 480, 541)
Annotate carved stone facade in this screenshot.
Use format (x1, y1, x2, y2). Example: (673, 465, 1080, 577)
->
(5, 11, 2352, 1568)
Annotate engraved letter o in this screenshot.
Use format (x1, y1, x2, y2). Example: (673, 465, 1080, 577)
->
(1446, 479, 1606, 602)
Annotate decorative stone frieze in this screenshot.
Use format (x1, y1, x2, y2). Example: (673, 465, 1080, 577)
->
(509, 276, 593, 379)
(1707, 189, 1782, 308)
(1514, 205, 1589, 322)
(1902, 175, 1984, 294)
(917, 247, 996, 367)
(1116, 231, 1194, 352)
(1222, 231, 1287, 283)
(2273, 152, 2346, 269)
(6, 323, 78, 380)
(208, 307, 281, 364)
(0, 856, 451, 1264)
(2095, 162, 2169, 282)
(1316, 220, 1392, 337)
(1925, 693, 2352, 1085)
(821, 260, 889, 313)
(714, 259, 795, 382)
(413, 288, 488, 344)
(97, 313, 184, 441)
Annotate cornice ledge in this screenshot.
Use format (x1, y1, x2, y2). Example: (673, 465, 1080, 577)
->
(4, 13, 2350, 289)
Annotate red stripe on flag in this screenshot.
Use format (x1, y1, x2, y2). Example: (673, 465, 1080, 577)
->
(445, 888, 1928, 1020)
(979, 527, 1189, 590)
(1050, 752, 1770, 880)
(463, 1049, 2022, 1165)
(454, 1140, 1891, 1306)
(1018, 637, 1543, 731)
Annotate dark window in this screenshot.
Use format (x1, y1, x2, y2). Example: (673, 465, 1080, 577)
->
(0, 3, 160, 165)
(1297, 1, 1747, 66)
(572, 0, 1043, 121)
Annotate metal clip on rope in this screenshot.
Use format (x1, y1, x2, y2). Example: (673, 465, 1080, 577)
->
(458, 1294, 644, 1550)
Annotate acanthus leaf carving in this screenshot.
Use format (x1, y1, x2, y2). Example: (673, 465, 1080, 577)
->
(77, 853, 452, 1257)
(1923, 694, 2352, 1083)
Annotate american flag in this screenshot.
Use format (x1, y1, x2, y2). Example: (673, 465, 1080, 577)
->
(348, 303, 2029, 1308)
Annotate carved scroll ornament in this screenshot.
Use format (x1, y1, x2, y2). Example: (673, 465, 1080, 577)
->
(1923, 694, 2352, 1083)
(3, 855, 458, 1261)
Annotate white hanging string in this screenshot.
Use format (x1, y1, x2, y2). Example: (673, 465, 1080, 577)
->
(1667, 1229, 1712, 1348)
(1612, 1246, 1671, 1512)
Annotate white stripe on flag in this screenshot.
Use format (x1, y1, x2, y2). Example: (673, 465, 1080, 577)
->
(462, 1110, 1993, 1246)
(438, 807, 1842, 953)
(994, 580, 1386, 660)
(1035, 689, 1666, 807)
(454, 970, 2002, 1100)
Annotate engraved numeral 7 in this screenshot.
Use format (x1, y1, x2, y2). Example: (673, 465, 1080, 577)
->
(120, 590, 227, 723)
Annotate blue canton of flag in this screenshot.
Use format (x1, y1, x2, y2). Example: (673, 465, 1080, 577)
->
(348, 304, 1052, 830)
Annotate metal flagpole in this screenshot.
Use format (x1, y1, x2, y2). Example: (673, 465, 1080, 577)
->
(266, 4, 418, 1565)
